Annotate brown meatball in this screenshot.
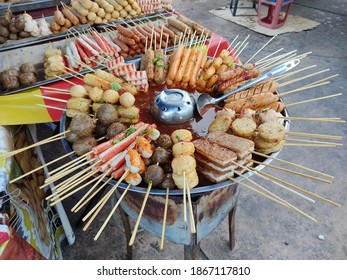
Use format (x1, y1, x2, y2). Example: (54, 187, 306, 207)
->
(160, 173, 176, 189)
(0, 11, 13, 26)
(14, 15, 25, 31)
(151, 147, 171, 165)
(65, 131, 79, 143)
(69, 114, 96, 137)
(0, 35, 7, 44)
(72, 137, 98, 156)
(20, 63, 36, 74)
(2, 75, 19, 90)
(155, 134, 173, 149)
(96, 104, 118, 126)
(2, 67, 19, 77)
(94, 122, 108, 139)
(106, 122, 126, 139)
(0, 25, 9, 38)
(18, 72, 36, 86)
(144, 164, 164, 186)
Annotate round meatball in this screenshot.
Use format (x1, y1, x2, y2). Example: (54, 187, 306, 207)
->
(106, 122, 126, 139)
(20, 62, 36, 74)
(96, 104, 118, 126)
(151, 147, 171, 164)
(18, 72, 36, 86)
(65, 131, 79, 143)
(69, 114, 95, 137)
(94, 122, 108, 139)
(160, 173, 176, 189)
(155, 134, 173, 149)
(72, 137, 98, 156)
(144, 164, 164, 186)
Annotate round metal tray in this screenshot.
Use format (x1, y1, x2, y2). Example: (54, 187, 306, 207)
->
(60, 101, 290, 196)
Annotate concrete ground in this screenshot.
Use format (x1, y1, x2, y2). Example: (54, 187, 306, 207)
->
(39, 0, 347, 260)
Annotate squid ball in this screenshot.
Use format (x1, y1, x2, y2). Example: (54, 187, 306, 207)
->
(96, 104, 118, 126)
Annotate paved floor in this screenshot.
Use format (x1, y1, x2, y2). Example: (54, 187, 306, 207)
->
(40, 0, 347, 260)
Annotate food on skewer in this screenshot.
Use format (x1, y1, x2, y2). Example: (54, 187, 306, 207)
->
(72, 136, 98, 156)
(0, 62, 37, 90)
(230, 117, 257, 140)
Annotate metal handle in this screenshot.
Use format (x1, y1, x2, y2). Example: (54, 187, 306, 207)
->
(212, 59, 300, 104)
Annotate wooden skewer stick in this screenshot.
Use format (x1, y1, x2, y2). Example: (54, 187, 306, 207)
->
(226, 34, 239, 52)
(45, 157, 98, 185)
(212, 37, 223, 59)
(49, 168, 101, 201)
(254, 47, 284, 65)
(82, 170, 130, 223)
(251, 151, 334, 179)
(34, 94, 67, 103)
(0, 130, 69, 160)
(50, 171, 102, 206)
(277, 81, 331, 97)
(286, 93, 343, 107)
(10, 151, 75, 184)
(286, 137, 343, 146)
(275, 64, 317, 81)
(278, 69, 330, 87)
(281, 116, 345, 123)
(160, 188, 170, 251)
(249, 167, 341, 208)
(94, 183, 132, 241)
(233, 34, 250, 57)
(64, 67, 85, 82)
(183, 171, 187, 222)
(186, 182, 196, 233)
(284, 143, 340, 147)
(234, 41, 249, 60)
(257, 50, 297, 69)
(233, 161, 315, 203)
(285, 131, 343, 140)
(251, 159, 332, 184)
(53, 74, 77, 86)
(40, 86, 69, 92)
(49, 151, 91, 175)
(36, 104, 66, 111)
(245, 35, 276, 64)
(40, 90, 71, 95)
(72, 175, 114, 213)
(233, 171, 317, 222)
(129, 181, 153, 246)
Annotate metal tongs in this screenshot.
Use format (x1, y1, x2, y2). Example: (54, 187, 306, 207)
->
(195, 59, 300, 116)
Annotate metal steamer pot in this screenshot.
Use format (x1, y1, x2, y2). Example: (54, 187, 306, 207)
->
(59, 59, 291, 246)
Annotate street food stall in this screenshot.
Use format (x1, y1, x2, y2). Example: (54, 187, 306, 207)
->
(0, 0, 342, 260)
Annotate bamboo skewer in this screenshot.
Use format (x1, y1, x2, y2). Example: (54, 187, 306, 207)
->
(40, 86, 69, 92)
(34, 94, 67, 103)
(50, 171, 102, 206)
(254, 47, 284, 65)
(285, 93, 342, 107)
(129, 181, 152, 246)
(251, 159, 332, 184)
(275, 64, 317, 81)
(186, 182, 196, 233)
(285, 131, 343, 140)
(160, 188, 169, 251)
(249, 167, 341, 208)
(284, 143, 340, 147)
(72, 175, 114, 213)
(287, 137, 343, 145)
(0, 130, 70, 160)
(48, 151, 92, 175)
(251, 151, 334, 179)
(53, 74, 77, 86)
(82, 170, 130, 223)
(277, 81, 331, 97)
(9, 151, 75, 184)
(233, 161, 315, 203)
(278, 69, 331, 87)
(229, 174, 317, 222)
(245, 35, 276, 64)
(94, 183, 132, 241)
(183, 171, 187, 222)
(280, 116, 345, 123)
(36, 104, 67, 111)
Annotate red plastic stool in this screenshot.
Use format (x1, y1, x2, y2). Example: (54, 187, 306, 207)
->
(257, 0, 294, 29)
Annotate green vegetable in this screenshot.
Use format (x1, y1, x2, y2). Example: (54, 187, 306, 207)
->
(125, 125, 137, 137)
(111, 82, 121, 91)
(113, 139, 120, 145)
